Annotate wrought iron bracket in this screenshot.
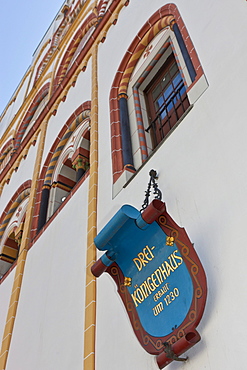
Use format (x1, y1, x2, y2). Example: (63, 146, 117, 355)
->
(163, 342, 188, 362)
(140, 169, 162, 212)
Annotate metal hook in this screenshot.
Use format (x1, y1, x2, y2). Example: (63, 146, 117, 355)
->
(140, 170, 162, 212)
(163, 342, 188, 362)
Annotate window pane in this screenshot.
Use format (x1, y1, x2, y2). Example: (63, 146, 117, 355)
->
(164, 85, 173, 101)
(173, 74, 182, 88)
(160, 111, 167, 120)
(170, 63, 178, 78)
(152, 85, 161, 101)
(161, 73, 171, 89)
(167, 101, 174, 112)
(180, 85, 186, 96)
(155, 96, 165, 111)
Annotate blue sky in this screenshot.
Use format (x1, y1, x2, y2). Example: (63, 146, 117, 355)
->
(0, 0, 64, 114)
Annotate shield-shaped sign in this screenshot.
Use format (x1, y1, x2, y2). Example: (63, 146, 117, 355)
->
(91, 200, 207, 368)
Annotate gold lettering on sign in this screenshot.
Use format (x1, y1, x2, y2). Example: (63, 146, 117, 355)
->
(131, 250, 183, 307)
(153, 283, 170, 302)
(133, 246, 155, 271)
(152, 302, 164, 316)
(164, 287, 180, 306)
(152, 287, 180, 316)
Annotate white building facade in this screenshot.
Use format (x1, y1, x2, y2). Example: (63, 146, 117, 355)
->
(0, 0, 247, 369)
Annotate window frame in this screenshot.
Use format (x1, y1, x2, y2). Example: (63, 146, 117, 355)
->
(145, 56, 189, 146)
(127, 29, 194, 170)
(110, 5, 208, 197)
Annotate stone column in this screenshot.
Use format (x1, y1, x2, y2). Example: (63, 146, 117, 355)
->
(170, 20, 196, 82)
(72, 154, 89, 182)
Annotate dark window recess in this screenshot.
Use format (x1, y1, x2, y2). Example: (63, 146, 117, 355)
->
(0, 232, 19, 278)
(145, 54, 190, 148)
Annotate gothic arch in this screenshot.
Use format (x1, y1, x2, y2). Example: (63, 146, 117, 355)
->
(53, 12, 97, 91)
(34, 101, 91, 234)
(0, 139, 14, 173)
(43, 104, 91, 188)
(0, 180, 31, 277)
(33, 0, 90, 84)
(54, 0, 114, 91)
(14, 83, 50, 150)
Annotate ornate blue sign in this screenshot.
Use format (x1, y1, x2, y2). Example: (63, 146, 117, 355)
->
(92, 200, 207, 368)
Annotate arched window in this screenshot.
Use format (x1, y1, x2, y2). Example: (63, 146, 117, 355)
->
(37, 104, 90, 232)
(110, 4, 208, 194)
(22, 94, 48, 141)
(0, 139, 14, 173)
(14, 83, 50, 150)
(33, 1, 87, 84)
(0, 184, 30, 278)
(53, 13, 97, 90)
(67, 27, 95, 70)
(46, 123, 90, 219)
(55, 0, 114, 87)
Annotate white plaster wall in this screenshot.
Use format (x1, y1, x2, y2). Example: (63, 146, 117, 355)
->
(95, 0, 247, 369)
(0, 72, 31, 137)
(11, 73, 31, 118)
(0, 102, 16, 138)
(0, 269, 15, 344)
(6, 178, 89, 370)
(1, 0, 247, 369)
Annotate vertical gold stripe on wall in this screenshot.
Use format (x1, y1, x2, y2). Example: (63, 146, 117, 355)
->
(83, 44, 98, 370)
(0, 120, 49, 370)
